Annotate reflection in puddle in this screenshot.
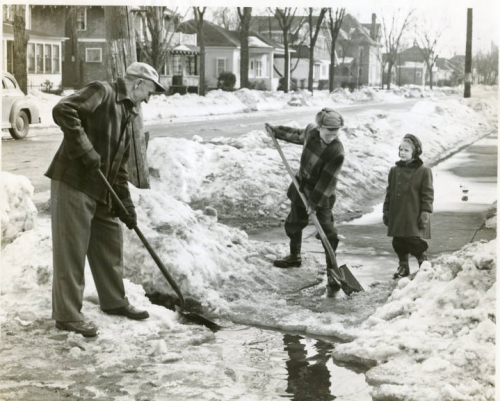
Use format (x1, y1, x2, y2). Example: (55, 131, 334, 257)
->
(217, 326, 371, 400)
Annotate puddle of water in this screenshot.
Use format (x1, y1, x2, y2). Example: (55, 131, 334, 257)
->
(216, 326, 372, 401)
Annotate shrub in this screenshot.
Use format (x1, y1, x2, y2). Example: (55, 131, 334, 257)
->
(217, 71, 237, 91)
(278, 77, 298, 91)
(247, 80, 268, 91)
(318, 79, 329, 90)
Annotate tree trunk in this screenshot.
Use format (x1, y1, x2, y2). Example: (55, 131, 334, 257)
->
(284, 36, 290, 93)
(104, 6, 149, 189)
(239, 8, 252, 89)
(387, 62, 393, 89)
(13, 5, 29, 94)
(198, 21, 206, 96)
(329, 43, 336, 92)
(308, 45, 314, 92)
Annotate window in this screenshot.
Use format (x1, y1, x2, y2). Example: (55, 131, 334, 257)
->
(255, 60, 262, 77)
(27, 43, 35, 73)
(86, 48, 102, 63)
(185, 55, 197, 75)
(36, 44, 43, 73)
(44, 44, 52, 73)
(322, 64, 327, 76)
(314, 64, 320, 80)
(76, 7, 87, 31)
(173, 55, 182, 75)
(6, 41, 14, 73)
(216, 58, 226, 77)
(53, 44, 60, 73)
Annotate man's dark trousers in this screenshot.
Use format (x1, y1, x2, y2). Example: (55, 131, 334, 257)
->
(51, 179, 129, 322)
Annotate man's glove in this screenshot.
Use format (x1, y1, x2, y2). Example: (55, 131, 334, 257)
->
(418, 211, 430, 229)
(383, 213, 389, 226)
(118, 205, 137, 230)
(81, 148, 101, 171)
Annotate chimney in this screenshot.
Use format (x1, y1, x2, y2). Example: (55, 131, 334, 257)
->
(370, 13, 376, 40)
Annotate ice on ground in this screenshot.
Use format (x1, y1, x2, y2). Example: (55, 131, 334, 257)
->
(0, 172, 37, 245)
(332, 240, 496, 401)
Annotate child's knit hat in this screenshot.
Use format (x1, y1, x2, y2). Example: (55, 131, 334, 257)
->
(403, 134, 423, 157)
(315, 108, 344, 128)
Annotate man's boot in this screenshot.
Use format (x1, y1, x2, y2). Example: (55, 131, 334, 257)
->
(416, 253, 427, 267)
(393, 254, 410, 279)
(274, 242, 302, 268)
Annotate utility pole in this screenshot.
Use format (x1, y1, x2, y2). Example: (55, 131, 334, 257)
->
(464, 8, 473, 98)
(104, 6, 150, 189)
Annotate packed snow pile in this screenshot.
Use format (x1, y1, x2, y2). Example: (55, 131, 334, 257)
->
(146, 94, 497, 222)
(332, 239, 496, 401)
(0, 172, 37, 245)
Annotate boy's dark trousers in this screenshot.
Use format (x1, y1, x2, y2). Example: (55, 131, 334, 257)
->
(285, 200, 339, 255)
(392, 237, 428, 258)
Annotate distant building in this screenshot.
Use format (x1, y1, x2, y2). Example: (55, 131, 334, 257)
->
(2, 6, 67, 90)
(178, 19, 285, 91)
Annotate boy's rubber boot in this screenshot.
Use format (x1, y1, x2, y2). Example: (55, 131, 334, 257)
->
(393, 254, 410, 279)
(274, 242, 302, 268)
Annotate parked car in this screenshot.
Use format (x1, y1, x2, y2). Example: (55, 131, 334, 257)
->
(2, 72, 40, 139)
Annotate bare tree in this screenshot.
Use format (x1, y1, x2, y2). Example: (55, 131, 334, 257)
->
(473, 47, 499, 85)
(193, 7, 207, 96)
(268, 7, 302, 92)
(13, 5, 29, 94)
(380, 9, 414, 89)
(210, 7, 239, 30)
(414, 18, 446, 89)
(237, 7, 252, 89)
(326, 7, 346, 92)
(307, 7, 328, 92)
(136, 7, 182, 73)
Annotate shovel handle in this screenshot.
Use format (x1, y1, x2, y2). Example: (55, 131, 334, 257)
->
(97, 170, 185, 308)
(266, 126, 346, 285)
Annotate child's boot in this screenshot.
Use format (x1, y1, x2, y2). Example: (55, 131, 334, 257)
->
(274, 242, 302, 268)
(393, 254, 410, 279)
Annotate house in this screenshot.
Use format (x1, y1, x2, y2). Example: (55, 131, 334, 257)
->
(435, 57, 455, 85)
(133, 7, 200, 94)
(250, 15, 329, 89)
(335, 13, 382, 88)
(2, 6, 67, 90)
(177, 20, 284, 91)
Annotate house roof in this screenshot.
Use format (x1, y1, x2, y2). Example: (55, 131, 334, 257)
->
(2, 23, 68, 41)
(177, 20, 284, 52)
(177, 20, 240, 47)
(338, 14, 379, 46)
(250, 15, 311, 33)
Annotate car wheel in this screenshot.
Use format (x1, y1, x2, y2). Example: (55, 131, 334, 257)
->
(9, 110, 30, 139)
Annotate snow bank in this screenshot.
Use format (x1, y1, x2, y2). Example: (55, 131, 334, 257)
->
(0, 172, 37, 245)
(146, 94, 497, 222)
(332, 239, 496, 401)
(24, 84, 480, 131)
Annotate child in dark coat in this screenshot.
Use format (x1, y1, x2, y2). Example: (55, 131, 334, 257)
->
(383, 134, 434, 278)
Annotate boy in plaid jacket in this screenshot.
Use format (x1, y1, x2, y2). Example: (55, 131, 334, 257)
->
(265, 108, 345, 294)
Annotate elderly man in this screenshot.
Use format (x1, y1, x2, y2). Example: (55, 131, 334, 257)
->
(46, 62, 167, 337)
(265, 108, 345, 295)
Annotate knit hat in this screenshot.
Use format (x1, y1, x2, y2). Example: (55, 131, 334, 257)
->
(403, 134, 422, 157)
(315, 108, 344, 128)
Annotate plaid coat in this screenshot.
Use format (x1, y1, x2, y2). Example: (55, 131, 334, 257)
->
(272, 123, 345, 210)
(45, 78, 138, 208)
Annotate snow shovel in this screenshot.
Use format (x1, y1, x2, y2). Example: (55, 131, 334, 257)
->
(97, 170, 220, 330)
(266, 127, 364, 295)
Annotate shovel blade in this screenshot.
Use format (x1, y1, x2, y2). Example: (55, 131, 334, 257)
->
(339, 264, 364, 294)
